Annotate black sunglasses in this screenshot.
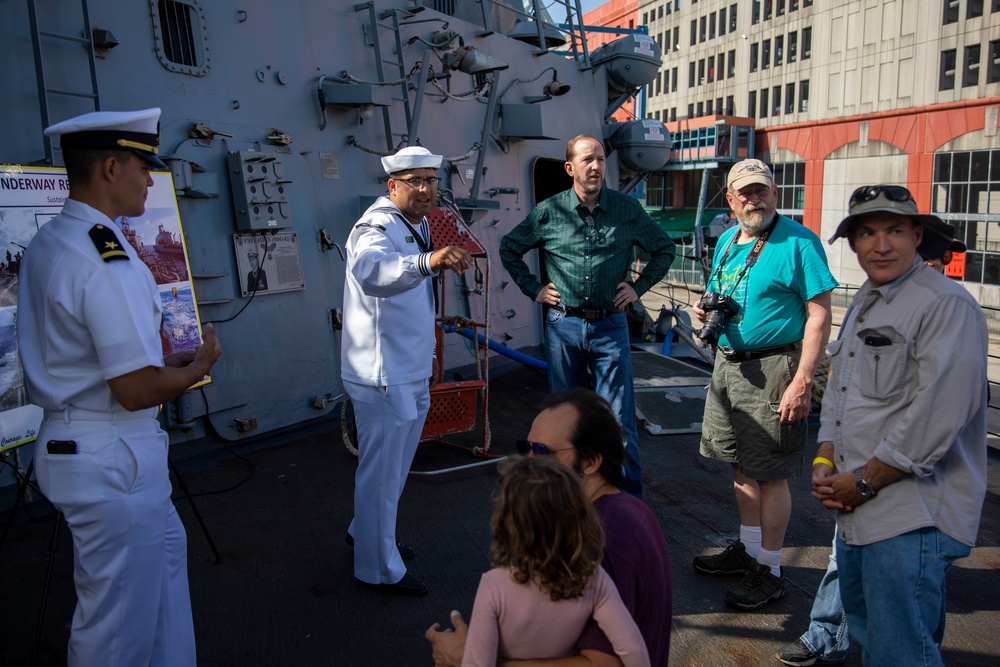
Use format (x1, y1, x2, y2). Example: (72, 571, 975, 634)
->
(849, 185, 913, 209)
(514, 439, 574, 456)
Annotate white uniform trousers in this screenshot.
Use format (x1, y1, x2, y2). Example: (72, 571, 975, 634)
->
(345, 378, 429, 584)
(35, 407, 195, 667)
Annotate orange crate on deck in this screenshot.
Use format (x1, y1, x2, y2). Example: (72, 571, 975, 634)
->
(421, 380, 485, 439)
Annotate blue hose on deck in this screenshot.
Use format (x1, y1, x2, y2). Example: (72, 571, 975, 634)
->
(443, 325, 548, 372)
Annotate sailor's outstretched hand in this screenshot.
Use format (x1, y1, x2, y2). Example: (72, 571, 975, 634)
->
(430, 246, 473, 274)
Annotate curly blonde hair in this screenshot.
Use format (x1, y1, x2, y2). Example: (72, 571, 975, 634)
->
(489, 456, 604, 601)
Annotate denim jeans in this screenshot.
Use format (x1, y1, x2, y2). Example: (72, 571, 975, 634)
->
(799, 532, 850, 662)
(837, 527, 971, 667)
(544, 308, 642, 497)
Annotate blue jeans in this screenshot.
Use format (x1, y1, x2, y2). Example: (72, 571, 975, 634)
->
(799, 532, 850, 662)
(544, 308, 641, 497)
(837, 527, 970, 667)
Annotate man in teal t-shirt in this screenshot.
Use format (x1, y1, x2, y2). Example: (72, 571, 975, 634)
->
(692, 159, 837, 611)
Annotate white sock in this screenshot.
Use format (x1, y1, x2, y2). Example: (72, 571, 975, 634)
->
(740, 525, 762, 558)
(757, 547, 782, 577)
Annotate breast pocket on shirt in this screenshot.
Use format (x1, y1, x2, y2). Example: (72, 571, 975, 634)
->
(856, 326, 907, 401)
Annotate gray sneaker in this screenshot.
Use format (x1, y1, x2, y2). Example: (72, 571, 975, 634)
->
(724, 561, 786, 610)
(777, 638, 846, 665)
(693, 539, 755, 575)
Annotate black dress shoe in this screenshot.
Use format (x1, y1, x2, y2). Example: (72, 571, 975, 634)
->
(344, 532, 415, 561)
(356, 571, 428, 596)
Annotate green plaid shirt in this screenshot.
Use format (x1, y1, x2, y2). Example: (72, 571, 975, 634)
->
(499, 187, 675, 308)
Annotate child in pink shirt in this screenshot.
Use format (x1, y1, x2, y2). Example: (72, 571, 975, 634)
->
(462, 457, 650, 667)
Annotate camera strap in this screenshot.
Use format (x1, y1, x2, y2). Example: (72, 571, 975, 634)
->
(708, 215, 777, 296)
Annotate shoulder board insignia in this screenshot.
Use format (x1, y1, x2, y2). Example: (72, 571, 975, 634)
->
(356, 222, 386, 231)
(88, 224, 129, 262)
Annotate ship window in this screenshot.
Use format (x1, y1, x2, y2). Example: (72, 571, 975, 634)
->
(150, 0, 210, 76)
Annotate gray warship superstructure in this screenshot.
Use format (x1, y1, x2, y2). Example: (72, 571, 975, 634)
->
(0, 0, 668, 449)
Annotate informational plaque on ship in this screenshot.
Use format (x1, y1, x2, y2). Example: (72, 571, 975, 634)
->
(0, 166, 209, 451)
(233, 231, 305, 297)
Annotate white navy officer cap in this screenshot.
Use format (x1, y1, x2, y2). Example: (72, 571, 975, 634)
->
(44, 108, 167, 169)
(381, 146, 442, 176)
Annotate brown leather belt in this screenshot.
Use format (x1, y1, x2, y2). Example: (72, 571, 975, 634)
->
(721, 342, 798, 362)
(565, 306, 613, 320)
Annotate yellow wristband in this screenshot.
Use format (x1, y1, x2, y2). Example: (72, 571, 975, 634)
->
(812, 457, 836, 470)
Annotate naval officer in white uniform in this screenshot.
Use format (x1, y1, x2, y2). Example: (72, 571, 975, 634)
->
(342, 146, 472, 595)
(17, 108, 221, 666)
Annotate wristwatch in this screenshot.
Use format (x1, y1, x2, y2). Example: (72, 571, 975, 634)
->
(854, 469, 878, 500)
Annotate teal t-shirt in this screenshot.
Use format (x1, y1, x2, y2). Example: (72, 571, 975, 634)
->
(706, 215, 837, 350)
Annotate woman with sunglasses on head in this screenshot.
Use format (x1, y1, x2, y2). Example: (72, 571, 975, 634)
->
(461, 457, 650, 667)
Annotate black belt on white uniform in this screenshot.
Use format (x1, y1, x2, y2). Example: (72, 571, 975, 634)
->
(720, 342, 798, 362)
(565, 306, 614, 320)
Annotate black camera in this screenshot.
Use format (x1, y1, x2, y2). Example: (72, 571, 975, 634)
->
(696, 293, 739, 345)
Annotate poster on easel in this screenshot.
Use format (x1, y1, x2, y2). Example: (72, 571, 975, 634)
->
(0, 165, 209, 452)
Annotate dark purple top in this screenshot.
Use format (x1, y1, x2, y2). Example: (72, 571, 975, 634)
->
(577, 492, 673, 667)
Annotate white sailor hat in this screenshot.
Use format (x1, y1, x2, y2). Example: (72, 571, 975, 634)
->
(44, 108, 167, 169)
(381, 146, 442, 175)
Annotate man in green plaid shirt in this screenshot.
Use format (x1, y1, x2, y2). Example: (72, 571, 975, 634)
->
(499, 134, 675, 497)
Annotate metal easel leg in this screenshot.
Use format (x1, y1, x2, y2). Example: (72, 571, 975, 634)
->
(0, 459, 34, 554)
(168, 456, 222, 564)
(31, 510, 61, 667)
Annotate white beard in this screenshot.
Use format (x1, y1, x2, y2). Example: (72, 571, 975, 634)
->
(736, 206, 773, 235)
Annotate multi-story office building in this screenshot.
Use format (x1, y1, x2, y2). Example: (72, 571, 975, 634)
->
(587, 0, 1000, 304)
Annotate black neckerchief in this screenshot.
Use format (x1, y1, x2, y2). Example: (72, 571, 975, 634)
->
(395, 214, 438, 311)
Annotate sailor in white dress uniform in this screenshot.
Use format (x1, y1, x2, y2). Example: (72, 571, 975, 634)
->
(341, 146, 472, 595)
(17, 108, 221, 666)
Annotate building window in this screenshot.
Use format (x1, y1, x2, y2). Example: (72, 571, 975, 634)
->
(752, 0, 760, 25)
(994, 0, 1000, 12)
(760, 88, 769, 119)
(941, 49, 957, 90)
(671, 107, 677, 121)
(964, 45, 981, 87)
(791, 0, 799, 9)
(708, 56, 715, 83)
(750, 43, 759, 72)
(749, 90, 757, 118)
(656, 71, 662, 95)
(728, 50, 736, 78)
(716, 97, 723, 113)
(710, 14, 716, 40)
(642, 11, 648, 24)
(672, 66, 678, 92)
(699, 59, 706, 85)
(789, 31, 797, 62)
(691, 20, 697, 46)
(688, 103, 694, 118)
(784, 82, 795, 114)
(646, 173, 665, 208)
(764, 0, 773, 20)
(776, 35, 784, 66)
(730, 4, 738, 32)
(802, 27, 812, 59)
(969, 0, 984, 18)
(989, 40, 1000, 83)
(700, 16, 707, 42)
(726, 95, 735, 115)
(773, 85, 781, 115)
(804, 0, 812, 6)
(932, 150, 1000, 285)
(674, 26, 680, 51)
(763, 39, 771, 69)
(799, 79, 809, 112)
(944, 0, 959, 24)
(774, 162, 806, 215)
(720, 8, 727, 36)
(689, 61, 696, 88)
(659, 6, 665, 19)
(151, 0, 210, 75)
(665, 30, 671, 52)
(777, 0, 785, 15)
(706, 99, 713, 114)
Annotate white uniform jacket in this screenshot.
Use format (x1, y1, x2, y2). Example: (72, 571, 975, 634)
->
(341, 196, 436, 387)
(18, 198, 164, 411)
